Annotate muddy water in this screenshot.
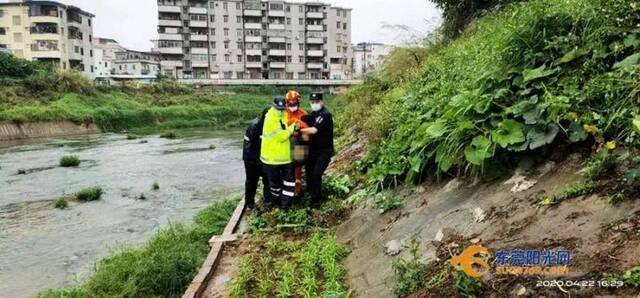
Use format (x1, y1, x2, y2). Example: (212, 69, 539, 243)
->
(0, 129, 245, 297)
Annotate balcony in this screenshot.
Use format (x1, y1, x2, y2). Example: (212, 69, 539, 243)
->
(268, 36, 285, 43)
(192, 60, 209, 67)
(161, 60, 184, 68)
(158, 5, 181, 13)
(158, 47, 183, 54)
(245, 49, 262, 56)
(190, 34, 208, 41)
(268, 24, 285, 30)
(246, 62, 262, 68)
(244, 9, 262, 17)
(307, 50, 323, 57)
(244, 22, 262, 30)
(30, 23, 59, 35)
(189, 7, 207, 14)
(306, 12, 323, 19)
(307, 62, 323, 69)
(268, 49, 286, 56)
(191, 47, 208, 54)
(159, 33, 181, 40)
(245, 36, 262, 43)
(306, 37, 323, 44)
(159, 19, 182, 27)
(270, 62, 285, 68)
(306, 24, 323, 31)
(268, 10, 285, 17)
(190, 21, 208, 28)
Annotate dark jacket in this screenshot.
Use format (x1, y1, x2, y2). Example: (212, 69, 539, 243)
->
(243, 116, 265, 164)
(308, 107, 335, 155)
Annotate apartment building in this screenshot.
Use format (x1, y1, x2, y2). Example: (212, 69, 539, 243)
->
(156, 0, 353, 80)
(0, 0, 96, 79)
(353, 42, 394, 78)
(111, 49, 161, 78)
(93, 38, 125, 80)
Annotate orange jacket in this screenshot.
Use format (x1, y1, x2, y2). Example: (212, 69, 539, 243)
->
(286, 108, 309, 129)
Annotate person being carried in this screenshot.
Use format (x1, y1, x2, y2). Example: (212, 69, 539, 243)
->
(261, 96, 297, 209)
(242, 107, 269, 210)
(300, 93, 334, 208)
(284, 90, 309, 200)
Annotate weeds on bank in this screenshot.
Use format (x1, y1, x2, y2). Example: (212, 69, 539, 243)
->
(454, 270, 483, 298)
(75, 187, 103, 202)
(54, 198, 68, 210)
(40, 198, 239, 298)
(59, 155, 80, 167)
(392, 239, 427, 297)
(152, 181, 160, 190)
(373, 192, 405, 214)
(624, 266, 640, 288)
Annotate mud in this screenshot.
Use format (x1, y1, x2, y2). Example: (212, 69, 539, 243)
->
(337, 156, 640, 297)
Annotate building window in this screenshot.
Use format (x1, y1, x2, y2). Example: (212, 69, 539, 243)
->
(13, 32, 22, 43)
(299, 56, 304, 63)
(286, 72, 293, 79)
(210, 41, 216, 48)
(0, 10, 4, 18)
(236, 29, 242, 36)
(337, 46, 341, 53)
(299, 18, 303, 25)
(90, 49, 93, 57)
(299, 44, 304, 51)
(337, 21, 340, 29)
(236, 41, 242, 49)
(0, 28, 5, 35)
(287, 56, 292, 62)
(88, 19, 92, 27)
(211, 54, 216, 61)
(236, 2, 241, 10)
(224, 28, 229, 36)
(12, 15, 21, 26)
(210, 15, 215, 22)
(343, 23, 347, 30)
(224, 41, 229, 49)
(285, 5, 291, 12)
(237, 55, 242, 62)
(298, 6, 303, 13)
(236, 16, 241, 23)
(223, 1, 228, 10)
(224, 15, 228, 23)
(224, 54, 230, 62)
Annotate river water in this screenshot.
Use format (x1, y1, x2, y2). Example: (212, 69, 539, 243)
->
(0, 129, 245, 297)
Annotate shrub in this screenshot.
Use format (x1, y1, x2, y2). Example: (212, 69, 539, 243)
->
(54, 70, 95, 94)
(373, 193, 405, 213)
(75, 187, 103, 202)
(454, 270, 483, 298)
(152, 181, 160, 190)
(392, 257, 426, 297)
(0, 52, 39, 78)
(160, 131, 178, 139)
(59, 155, 80, 167)
(624, 266, 640, 288)
(54, 198, 68, 210)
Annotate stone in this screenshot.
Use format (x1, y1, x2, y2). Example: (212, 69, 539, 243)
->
(385, 239, 403, 256)
(473, 207, 486, 223)
(442, 178, 462, 193)
(516, 285, 527, 296)
(504, 174, 537, 193)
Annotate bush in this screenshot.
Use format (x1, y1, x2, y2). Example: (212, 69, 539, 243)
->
(0, 52, 39, 78)
(59, 155, 80, 167)
(373, 192, 405, 213)
(54, 70, 95, 94)
(351, 0, 640, 188)
(54, 198, 68, 210)
(75, 187, 103, 202)
(624, 266, 640, 288)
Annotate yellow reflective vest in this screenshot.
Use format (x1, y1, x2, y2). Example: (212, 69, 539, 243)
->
(260, 107, 296, 165)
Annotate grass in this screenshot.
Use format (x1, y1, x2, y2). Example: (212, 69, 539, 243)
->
(40, 198, 239, 298)
(54, 198, 68, 210)
(341, 0, 640, 188)
(373, 192, 405, 214)
(152, 181, 160, 190)
(74, 187, 103, 202)
(160, 131, 178, 139)
(624, 266, 640, 288)
(59, 155, 80, 167)
(392, 239, 427, 297)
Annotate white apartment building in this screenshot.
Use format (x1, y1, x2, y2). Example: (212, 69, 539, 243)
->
(352, 42, 394, 78)
(93, 37, 125, 80)
(111, 49, 161, 78)
(156, 0, 353, 80)
(0, 0, 96, 79)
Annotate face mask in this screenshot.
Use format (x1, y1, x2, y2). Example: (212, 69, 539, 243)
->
(311, 103, 322, 112)
(288, 106, 299, 112)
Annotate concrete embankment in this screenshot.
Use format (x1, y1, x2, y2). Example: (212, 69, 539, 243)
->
(0, 121, 100, 141)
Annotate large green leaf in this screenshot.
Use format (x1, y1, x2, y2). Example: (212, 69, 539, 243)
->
(523, 65, 558, 82)
(613, 53, 640, 69)
(568, 122, 587, 143)
(464, 136, 495, 166)
(424, 121, 447, 138)
(556, 48, 588, 65)
(527, 124, 560, 149)
(491, 120, 525, 148)
(632, 116, 640, 134)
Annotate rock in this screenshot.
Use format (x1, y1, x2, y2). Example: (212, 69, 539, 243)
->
(434, 227, 458, 242)
(473, 207, 486, 223)
(435, 229, 444, 242)
(470, 238, 481, 244)
(442, 178, 462, 193)
(536, 161, 556, 177)
(515, 285, 527, 296)
(504, 174, 537, 193)
(385, 239, 402, 256)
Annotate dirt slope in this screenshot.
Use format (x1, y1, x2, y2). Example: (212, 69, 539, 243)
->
(337, 154, 640, 297)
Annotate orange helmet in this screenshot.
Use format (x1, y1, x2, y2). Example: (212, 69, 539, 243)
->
(285, 90, 301, 105)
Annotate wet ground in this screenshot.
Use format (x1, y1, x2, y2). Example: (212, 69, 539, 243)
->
(0, 129, 245, 298)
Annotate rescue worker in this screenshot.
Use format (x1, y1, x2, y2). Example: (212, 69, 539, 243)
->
(284, 90, 309, 200)
(300, 93, 334, 208)
(261, 96, 297, 209)
(242, 107, 269, 210)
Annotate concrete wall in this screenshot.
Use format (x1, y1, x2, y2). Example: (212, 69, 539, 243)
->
(0, 121, 100, 141)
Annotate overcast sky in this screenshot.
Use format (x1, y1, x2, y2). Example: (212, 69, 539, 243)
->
(12, 0, 442, 51)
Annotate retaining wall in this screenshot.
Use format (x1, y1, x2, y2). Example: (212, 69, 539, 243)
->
(0, 121, 100, 141)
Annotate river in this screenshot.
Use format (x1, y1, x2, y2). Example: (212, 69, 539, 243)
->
(0, 129, 245, 297)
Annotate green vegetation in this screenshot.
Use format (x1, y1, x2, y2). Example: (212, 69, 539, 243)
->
(624, 266, 640, 288)
(152, 181, 160, 191)
(392, 256, 426, 296)
(160, 131, 178, 139)
(54, 198, 68, 210)
(454, 270, 483, 298)
(373, 192, 405, 214)
(75, 187, 104, 202)
(40, 198, 239, 298)
(340, 0, 640, 190)
(59, 155, 81, 167)
(228, 231, 349, 298)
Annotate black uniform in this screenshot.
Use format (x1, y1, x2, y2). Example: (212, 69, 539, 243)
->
(243, 116, 269, 208)
(305, 106, 334, 206)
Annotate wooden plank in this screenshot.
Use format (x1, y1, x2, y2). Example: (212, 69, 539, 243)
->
(208, 234, 239, 246)
(182, 198, 246, 298)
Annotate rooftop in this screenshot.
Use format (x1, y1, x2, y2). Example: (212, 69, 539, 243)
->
(0, 0, 95, 17)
